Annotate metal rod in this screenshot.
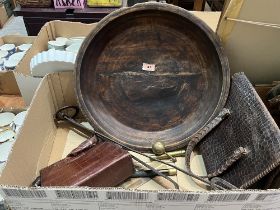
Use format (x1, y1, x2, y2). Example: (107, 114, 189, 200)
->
(61, 115, 179, 189)
(132, 169, 176, 178)
(226, 17, 280, 29)
(58, 109, 225, 190)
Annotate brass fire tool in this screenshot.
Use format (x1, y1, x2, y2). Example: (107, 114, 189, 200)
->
(54, 106, 234, 190)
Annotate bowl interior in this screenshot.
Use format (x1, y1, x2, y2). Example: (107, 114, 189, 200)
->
(78, 8, 227, 151)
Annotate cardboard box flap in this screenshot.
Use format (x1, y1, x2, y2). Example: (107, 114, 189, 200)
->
(1, 186, 280, 210)
(217, 0, 244, 42)
(0, 6, 8, 29)
(0, 82, 48, 185)
(190, 11, 221, 32)
(46, 71, 77, 109)
(0, 79, 55, 185)
(0, 35, 36, 46)
(0, 72, 19, 95)
(49, 21, 97, 39)
(0, 72, 76, 186)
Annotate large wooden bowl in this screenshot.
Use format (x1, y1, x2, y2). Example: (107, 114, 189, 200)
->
(76, 2, 230, 152)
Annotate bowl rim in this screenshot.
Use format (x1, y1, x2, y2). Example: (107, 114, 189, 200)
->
(75, 2, 231, 152)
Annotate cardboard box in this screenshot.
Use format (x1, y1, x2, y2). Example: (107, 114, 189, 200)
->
(14, 20, 98, 106)
(217, 0, 280, 84)
(0, 35, 31, 203)
(0, 5, 8, 29)
(0, 35, 35, 95)
(0, 72, 280, 210)
(14, 12, 220, 106)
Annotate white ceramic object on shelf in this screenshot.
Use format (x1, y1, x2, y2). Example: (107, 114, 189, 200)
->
(0, 139, 15, 162)
(18, 43, 32, 52)
(48, 40, 66, 50)
(0, 44, 16, 55)
(0, 130, 15, 143)
(9, 51, 26, 62)
(0, 50, 8, 59)
(13, 111, 27, 127)
(30, 49, 77, 77)
(0, 112, 15, 127)
(4, 60, 17, 70)
(56, 37, 69, 45)
(65, 43, 82, 54)
(66, 37, 85, 46)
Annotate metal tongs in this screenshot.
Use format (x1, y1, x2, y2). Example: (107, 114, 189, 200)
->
(55, 106, 237, 190)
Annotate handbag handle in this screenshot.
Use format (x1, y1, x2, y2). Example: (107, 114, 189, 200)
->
(185, 108, 247, 189)
(185, 108, 231, 170)
(207, 147, 248, 178)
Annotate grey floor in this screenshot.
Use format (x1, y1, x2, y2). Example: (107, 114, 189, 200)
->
(0, 16, 27, 36)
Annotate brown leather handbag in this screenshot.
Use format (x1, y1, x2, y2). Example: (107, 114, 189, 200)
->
(40, 137, 134, 187)
(187, 72, 280, 189)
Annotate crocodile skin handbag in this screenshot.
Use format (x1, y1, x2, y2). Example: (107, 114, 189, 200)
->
(40, 138, 134, 187)
(195, 72, 280, 189)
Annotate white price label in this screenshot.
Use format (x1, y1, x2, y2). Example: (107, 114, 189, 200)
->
(142, 63, 156, 71)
